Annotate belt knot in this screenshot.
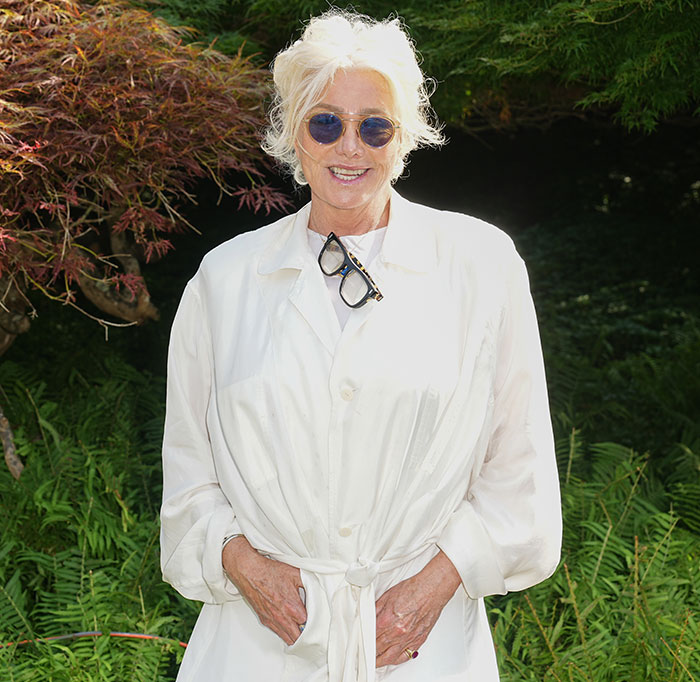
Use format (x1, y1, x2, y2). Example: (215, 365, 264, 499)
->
(344, 558, 379, 588)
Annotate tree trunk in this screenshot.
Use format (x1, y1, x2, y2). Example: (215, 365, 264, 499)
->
(0, 277, 31, 357)
(0, 328, 18, 356)
(77, 228, 159, 324)
(0, 404, 23, 480)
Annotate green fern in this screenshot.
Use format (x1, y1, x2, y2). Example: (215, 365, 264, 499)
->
(0, 357, 191, 682)
(492, 440, 700, 681)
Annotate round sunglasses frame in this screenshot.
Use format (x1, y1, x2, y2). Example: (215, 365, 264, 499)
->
(303, 112, 400, 149)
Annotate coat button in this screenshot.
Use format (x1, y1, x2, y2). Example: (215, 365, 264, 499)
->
(340, 386, 354, 401)
(338, 527, 352, 537)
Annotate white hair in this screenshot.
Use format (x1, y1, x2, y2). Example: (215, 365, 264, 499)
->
(262, 10, 445, 185)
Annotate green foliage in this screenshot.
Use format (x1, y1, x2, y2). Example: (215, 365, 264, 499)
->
(412, 0, 700, 131)
(491, 440, 700, 681)
(516, 205, 700, 460)
(129, 0, 264, 55)
(0, 0, 289, 339)
(132, 0, 700, 131)
(511, 168, 700, 534)
(0, 356, 196, 681)
(2, 350, 698, 679)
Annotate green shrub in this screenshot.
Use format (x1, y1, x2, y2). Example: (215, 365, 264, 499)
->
(2, 352, 698, 680)
(491, 439, 700, 681)
(0, 357, 196, 681)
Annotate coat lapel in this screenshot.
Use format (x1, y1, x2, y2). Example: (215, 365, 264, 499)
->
(258, 204, 340, 356)
(287, 265, 341, 355)
(256, 191, 437, 356)
(341, 191, 437, 341)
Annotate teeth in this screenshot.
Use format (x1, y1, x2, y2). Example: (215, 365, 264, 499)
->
(330, 167, 367, 180)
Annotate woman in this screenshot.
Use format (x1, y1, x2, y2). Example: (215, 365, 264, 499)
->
(160, 10, 562, 682)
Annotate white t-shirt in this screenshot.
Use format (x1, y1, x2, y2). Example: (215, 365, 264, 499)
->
(307, 227, 388, 328)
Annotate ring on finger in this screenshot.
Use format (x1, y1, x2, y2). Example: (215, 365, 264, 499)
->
(403, 648, 418, 660)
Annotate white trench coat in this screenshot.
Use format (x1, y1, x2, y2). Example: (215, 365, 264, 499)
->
(160, 191, 562, 682)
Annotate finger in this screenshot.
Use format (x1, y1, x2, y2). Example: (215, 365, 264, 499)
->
(294, 568, 304, 588)
(375, 630, 396, 658)
(376, 643, 406, 667)
(267, 594, 305, 639)
(377, 642, 420, 668)
(265, 618, 295, 646)
(255, 589, 306, 643)
(375, 598, 390, 627)
(376, 617, 413, 654)
(377, 621, 430, 664)
(289, 611, 308, 643)
(282, 620, 303, 645)
(375, 612, 392, 637)
(283, 590, 307, 624)
(376, 623, 412, 661)
(271, 609, 306, 645)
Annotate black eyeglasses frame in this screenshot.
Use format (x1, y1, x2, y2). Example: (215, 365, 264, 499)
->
(318, 232, 384, 309)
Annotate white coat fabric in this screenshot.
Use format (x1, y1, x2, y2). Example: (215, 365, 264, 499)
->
(160, 190, 562, 682)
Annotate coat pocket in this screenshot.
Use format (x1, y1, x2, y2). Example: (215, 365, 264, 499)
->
(285, 569, 327, 658)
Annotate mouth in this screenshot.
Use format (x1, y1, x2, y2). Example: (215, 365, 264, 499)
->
(329, 166, 368, 182)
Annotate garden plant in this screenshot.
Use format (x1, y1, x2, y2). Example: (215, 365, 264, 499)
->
(136, 0, 700, 131)
(0, 0, 288, 354)
(1, 0, 699, 680)
(0, 0, 289, 479)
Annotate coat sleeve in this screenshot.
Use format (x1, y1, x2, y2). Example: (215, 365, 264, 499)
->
(437, 251, 562, 599)
(160, 280, 242, 604)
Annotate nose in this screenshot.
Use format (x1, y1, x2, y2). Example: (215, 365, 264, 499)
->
(336, 120, 363, 156)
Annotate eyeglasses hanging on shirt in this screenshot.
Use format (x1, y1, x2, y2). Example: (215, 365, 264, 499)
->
(318, 232, 384, 308)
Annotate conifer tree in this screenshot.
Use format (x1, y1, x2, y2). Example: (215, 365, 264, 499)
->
(154, 0, 700, 131)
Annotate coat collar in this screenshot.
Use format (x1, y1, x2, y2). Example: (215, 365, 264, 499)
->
(379, 190, 437, 273)
(254, 191, 437, 356)
(257, 190, 438, 276)
(257, 202, 313, 275)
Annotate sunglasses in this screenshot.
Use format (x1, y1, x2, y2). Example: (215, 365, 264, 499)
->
(303, 112, 399, 148)
(318, 232, 383, 308)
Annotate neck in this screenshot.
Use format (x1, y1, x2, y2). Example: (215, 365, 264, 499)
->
(307, 191, 392, 237)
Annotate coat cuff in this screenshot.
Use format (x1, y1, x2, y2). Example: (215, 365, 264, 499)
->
(202, 509, 243, 602)
(436, 501, 507, 600)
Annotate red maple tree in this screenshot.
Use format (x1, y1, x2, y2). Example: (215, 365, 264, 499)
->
(0, 0, 289, 354)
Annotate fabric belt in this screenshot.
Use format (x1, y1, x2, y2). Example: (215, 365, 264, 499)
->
(271, 544, 432, 682)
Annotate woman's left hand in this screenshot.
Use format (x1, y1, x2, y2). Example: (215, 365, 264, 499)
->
(375, 550, 461, 667)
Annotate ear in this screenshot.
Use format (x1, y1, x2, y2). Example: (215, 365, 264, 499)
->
(292, 140, 308, 185)
(391, 152, 405, 183)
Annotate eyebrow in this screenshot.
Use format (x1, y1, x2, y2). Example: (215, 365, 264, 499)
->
(309, 103, 389, 116)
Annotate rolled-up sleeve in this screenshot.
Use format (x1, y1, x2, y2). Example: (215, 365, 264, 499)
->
(438, 252, 562, 599)
(160, 280, 242, 604)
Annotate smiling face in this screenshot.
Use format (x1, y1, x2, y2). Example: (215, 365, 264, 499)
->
(295, 69, 401, 232)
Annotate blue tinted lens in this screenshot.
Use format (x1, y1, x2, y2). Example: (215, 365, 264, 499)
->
(360, 117, 394, 147)
(308, 113, 343, 144)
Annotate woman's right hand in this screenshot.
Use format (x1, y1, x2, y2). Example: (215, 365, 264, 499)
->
(222, 536, 307, 645)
